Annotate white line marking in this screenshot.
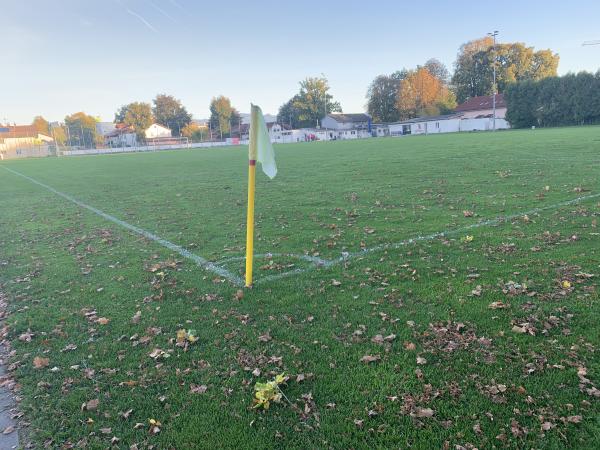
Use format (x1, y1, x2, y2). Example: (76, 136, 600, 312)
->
(2, 166, 243, 286)
(255, 191, 600, 284)
(3, 165, 599, 287)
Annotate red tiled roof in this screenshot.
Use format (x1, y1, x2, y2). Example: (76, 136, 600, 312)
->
(455, 94, 506, 112)
(0, 125, 38, 138)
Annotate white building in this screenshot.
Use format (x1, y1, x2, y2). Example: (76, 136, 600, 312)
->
(105, 126, 137, 147)
(319, 113, 373, 140)
(321, 113, 371, 130)
(455, 94, 507, 119)
(386, 113, 509, 136)
(145, 124, 172, 139)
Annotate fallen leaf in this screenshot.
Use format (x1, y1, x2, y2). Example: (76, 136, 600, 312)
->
(85, 399, 99, 411)
(131, 311, 141, 324)
(412, 407, 435, 418)
(360, 354, 381, 364)
(33, 356, 49, 369)
(96, 317, 110, 325)
(190, 384, 208, 394)
(488, 301, 508, 309)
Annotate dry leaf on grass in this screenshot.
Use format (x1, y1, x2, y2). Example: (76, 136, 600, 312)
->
(33, 356, 49, 369)
(360, 354, 381, 363)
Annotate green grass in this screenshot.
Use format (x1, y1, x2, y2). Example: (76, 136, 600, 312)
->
(0, 127, 599, 449)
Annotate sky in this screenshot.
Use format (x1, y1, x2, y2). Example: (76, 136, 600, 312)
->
(2, 0, 600, 124)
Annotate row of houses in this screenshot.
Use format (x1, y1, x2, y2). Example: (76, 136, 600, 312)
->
(100, 122, 174, 147)
(1, 94, 509, 159)
(249, 94, 510, 144)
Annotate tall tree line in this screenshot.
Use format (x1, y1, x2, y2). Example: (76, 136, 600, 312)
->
(506, 71, 600, 128)
(365, 38, 559, 123)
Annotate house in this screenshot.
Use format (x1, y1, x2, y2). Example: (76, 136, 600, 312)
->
(105, 125, 137, 147)
(386, 111, 510, 137)
(96, 122, 116, 137)
(145, 124, 172, 139)
(320, 113, 373, 140)
(0, 125, 53, 159)
(388, 114, 464, 136)
(321, 113, 371, 130)
(455, 94, 507, 119)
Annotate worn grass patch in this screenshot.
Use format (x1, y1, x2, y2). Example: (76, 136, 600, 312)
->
(0, 127, 599, 449)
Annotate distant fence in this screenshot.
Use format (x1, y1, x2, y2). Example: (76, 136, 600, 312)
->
(60, 140, 241, 157)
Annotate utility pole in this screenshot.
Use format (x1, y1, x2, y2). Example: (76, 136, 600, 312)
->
(488, 30, 499, 131)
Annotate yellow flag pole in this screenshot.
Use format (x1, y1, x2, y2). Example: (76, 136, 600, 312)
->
(245, 106, 259, 287)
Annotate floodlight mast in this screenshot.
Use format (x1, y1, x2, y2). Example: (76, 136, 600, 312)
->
(488, 31, 499, 131)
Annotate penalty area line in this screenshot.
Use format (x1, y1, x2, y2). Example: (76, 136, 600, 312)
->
(1, 166, 244, 286)
(254, 191, 600, 284)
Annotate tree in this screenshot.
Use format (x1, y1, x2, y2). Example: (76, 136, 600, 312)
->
(49, 123, 66, 146)
(277, 96, 302, 129)
(452, 37, 495, 103)
(366, 74, 402, 123)
(181, 122, 208, 142)
(452, 37, 559, 103)
(396, 68, 456, 120)
(64, 112, 99, 148)
(32, 116, 50, 135)
(115, 102, 154, 140)
(506, 71, 600, 128)
(209, 96, 240, 139)
(152, 94, 192, 136)
(278, 77, 341, 129)
(423, 59, 450, 84)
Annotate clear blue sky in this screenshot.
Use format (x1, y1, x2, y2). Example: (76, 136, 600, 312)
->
(2, 0, 600, 124)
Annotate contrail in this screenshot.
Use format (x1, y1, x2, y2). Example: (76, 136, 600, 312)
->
(126, 8, 158, 33)
(150, 1, 177, 22)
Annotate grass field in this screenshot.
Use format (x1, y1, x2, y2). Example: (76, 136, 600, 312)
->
(1, 127, 599, 449)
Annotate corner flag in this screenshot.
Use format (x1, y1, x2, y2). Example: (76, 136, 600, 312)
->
(245, 104, 277, 287)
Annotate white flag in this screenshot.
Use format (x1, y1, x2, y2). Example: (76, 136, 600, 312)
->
(250, 104, 277, 179)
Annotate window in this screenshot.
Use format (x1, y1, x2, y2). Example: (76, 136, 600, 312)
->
(436, 122, 439, 129)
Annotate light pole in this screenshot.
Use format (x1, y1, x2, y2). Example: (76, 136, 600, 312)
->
(488, 30, 499, 131)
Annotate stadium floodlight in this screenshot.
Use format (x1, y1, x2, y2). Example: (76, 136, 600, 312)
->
(487, 31, 499, 131)
(582, 40, 600, 46)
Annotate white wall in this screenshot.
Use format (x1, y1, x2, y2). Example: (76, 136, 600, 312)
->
(145, 124, 172, 139)
(460, 118, 510, 131)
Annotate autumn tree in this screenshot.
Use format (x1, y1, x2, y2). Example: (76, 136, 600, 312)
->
(423, 59, 450, 84)
(209, 96, 240, 139)
(32, 116, 50, 135)
(396, 68, 456, 120)
(181, 122, 208, 141)
(452, 37, 559, 102)
(64, 112, 99, 148)
(152, 94, 192, 136)
(49, 123, 67, 145)
(115, 102, 154, 140)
